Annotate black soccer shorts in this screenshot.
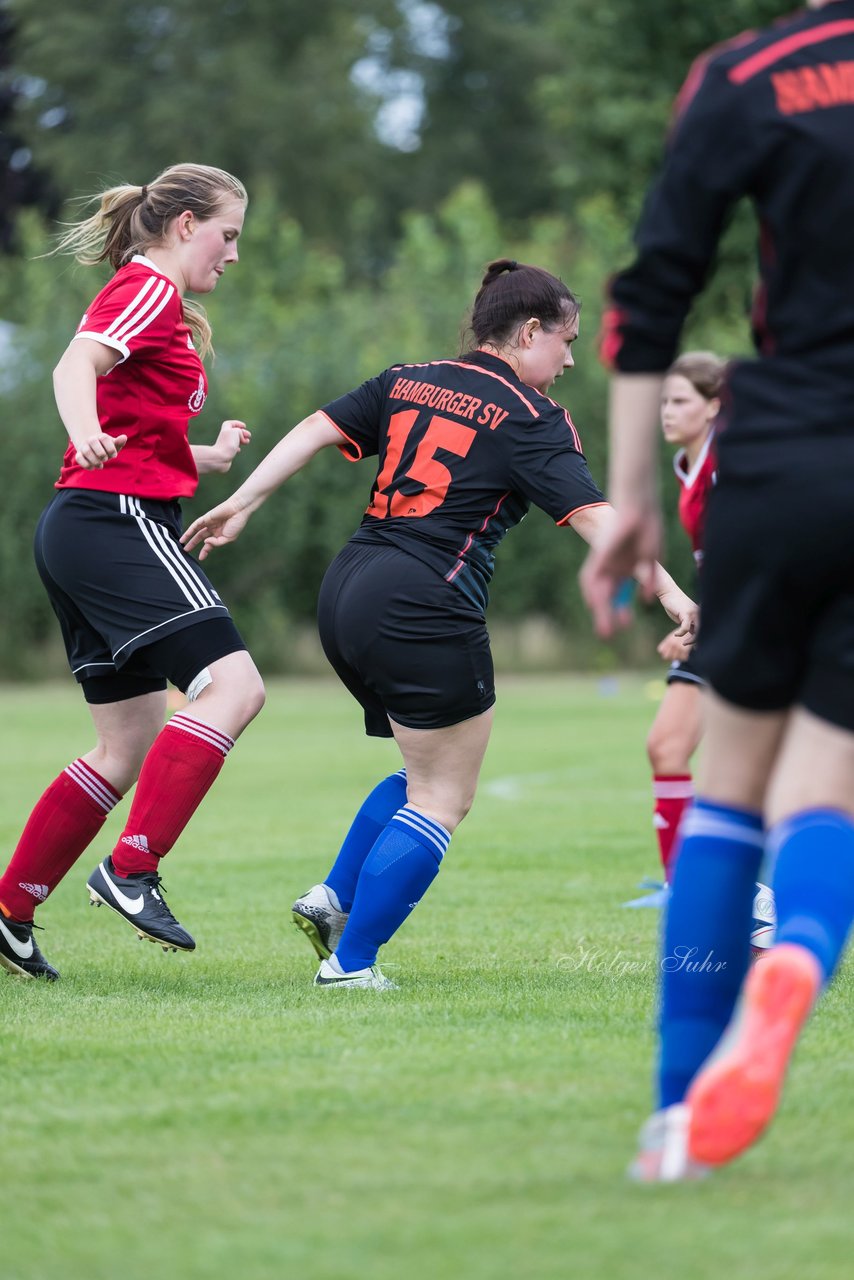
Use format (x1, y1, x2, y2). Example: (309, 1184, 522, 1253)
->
(666, 644, 705, 687)
(317, 540, 496, 737)
(700, 460, 854, 730)
(34, 488, 245, 700)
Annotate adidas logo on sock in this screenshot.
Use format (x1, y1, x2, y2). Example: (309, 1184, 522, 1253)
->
(121, 834, 150, 853)
(19, 881, 49, 901)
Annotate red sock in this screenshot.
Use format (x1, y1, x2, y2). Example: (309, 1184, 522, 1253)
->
(652, 774, 694, 883)
(111, 713, 234, 876)
(0, 760, 122, 921)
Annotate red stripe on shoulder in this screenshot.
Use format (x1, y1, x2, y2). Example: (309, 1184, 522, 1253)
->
(672, 29, 759, 122)
(729, 19, 854, 85)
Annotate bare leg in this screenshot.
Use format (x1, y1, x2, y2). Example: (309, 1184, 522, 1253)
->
(389, 706, 495, 831)
(327, 709, 495, 977)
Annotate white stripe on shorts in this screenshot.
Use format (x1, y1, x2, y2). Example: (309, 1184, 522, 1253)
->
(120, 495, 218, 611)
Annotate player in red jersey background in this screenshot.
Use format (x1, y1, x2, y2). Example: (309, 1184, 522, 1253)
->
(0, 164, 265, 981)
(644, 352, 723, 891)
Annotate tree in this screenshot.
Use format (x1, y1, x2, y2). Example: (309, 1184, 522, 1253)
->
(0, 4, 58, 252)
(7, 0, 411, 263)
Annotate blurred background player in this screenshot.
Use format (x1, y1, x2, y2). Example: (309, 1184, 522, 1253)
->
(0, 163, 265, 982)
(631, 351, 723, 903)
(627, 351, 778, 953)
(182, 259, 697, 990)
(581, 0, 854, 1177)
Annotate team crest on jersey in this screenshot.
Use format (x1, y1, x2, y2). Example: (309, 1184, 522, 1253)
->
(188, 374, 206, 413)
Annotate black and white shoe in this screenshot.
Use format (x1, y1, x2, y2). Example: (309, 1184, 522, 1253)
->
(292, 884, 348, 960)
(0, 914, 60, 981)
(87, 856, 195, 952)
(314, 958, 396, 990)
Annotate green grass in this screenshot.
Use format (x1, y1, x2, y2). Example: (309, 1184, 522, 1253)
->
(1, 676, 852, 1280)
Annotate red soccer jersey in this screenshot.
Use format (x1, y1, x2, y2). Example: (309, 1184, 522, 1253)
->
(55, 256, 208, 500)
(673, 430, 716, 567)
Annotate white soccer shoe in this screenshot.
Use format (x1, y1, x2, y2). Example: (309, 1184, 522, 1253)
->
(314, 957, 397, 991)
(627, 1103, 711, 1183)
(292, 883, 348, 959)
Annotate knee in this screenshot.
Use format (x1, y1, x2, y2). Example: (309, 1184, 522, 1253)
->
(191, 658, 266, 735)
(646, 722, 689, 775)
(646, 723, 668, 772)
(88, 735, 156, 795)
(234, 671, 266, 731)
(416, 787, 476, 835)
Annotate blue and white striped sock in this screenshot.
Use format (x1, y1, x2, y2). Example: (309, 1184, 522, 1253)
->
(768, 807, 854, 982)
(324, 770, 408, 911)
(334, 804, 451, 972)
(657, 798, 764, 1108)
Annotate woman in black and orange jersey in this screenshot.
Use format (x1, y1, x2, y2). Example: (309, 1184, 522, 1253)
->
(182, 259, 697, 990)
(0, 164, 265, 983)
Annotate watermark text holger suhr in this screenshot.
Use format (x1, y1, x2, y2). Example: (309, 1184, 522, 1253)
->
(557, 941, 727, 978)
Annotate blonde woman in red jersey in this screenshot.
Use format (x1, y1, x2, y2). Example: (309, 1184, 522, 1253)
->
(0, 164, 265, 981)
(639, 352, 722, 897)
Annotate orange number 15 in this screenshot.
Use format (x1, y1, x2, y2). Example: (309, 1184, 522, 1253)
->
(366, 410, 477, 519)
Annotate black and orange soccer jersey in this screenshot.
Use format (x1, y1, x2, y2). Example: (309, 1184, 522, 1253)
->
(603, 1, 854, 472)
(320, 350, 606, 611)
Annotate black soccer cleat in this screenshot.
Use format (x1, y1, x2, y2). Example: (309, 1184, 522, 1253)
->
(0, 913, 61, 981)
(87, 856, 195, 952)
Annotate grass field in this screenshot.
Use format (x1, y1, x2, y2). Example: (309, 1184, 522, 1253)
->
(1, 675, 852, 1280)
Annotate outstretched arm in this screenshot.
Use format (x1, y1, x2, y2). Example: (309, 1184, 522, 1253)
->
(578, 373, 666, 637)
(570, 494, 697, 641)
(181, 411, 343, 559)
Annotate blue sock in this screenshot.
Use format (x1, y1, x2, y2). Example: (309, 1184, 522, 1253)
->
(324, 770, 407, 912)
(767, 807, 854, 982)
(334, 805, 451, 972)
(657, 798, 764, 1108)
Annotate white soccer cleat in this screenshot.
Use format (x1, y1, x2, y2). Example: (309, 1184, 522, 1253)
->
(750, 881, 777, 957)
(628, 1104, 711, 1183)
(314, 958, 397, 990)
(292, 883, 348, 959)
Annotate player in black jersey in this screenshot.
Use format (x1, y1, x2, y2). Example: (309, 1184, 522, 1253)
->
(582, 0, 854, 1177)
(183, 259, 697, 990)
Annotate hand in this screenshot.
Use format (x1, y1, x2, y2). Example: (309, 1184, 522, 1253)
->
(74, 432, 128, 470)
(579, 506, 662, 638)
(180, 497, 250, 560)
(214, 420, 251, 467)
(655, 590, 699, 647)
(657, 626, 696, 662)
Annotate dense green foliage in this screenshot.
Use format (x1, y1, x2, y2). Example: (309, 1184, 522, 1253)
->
(1, 1, 777, 675)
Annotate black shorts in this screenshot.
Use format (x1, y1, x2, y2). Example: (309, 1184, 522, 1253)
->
(34, 488, 246, 700)
(700, 462, 854, 729)
(317, 541, 496, 737)
(666, 645, 705, 687)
